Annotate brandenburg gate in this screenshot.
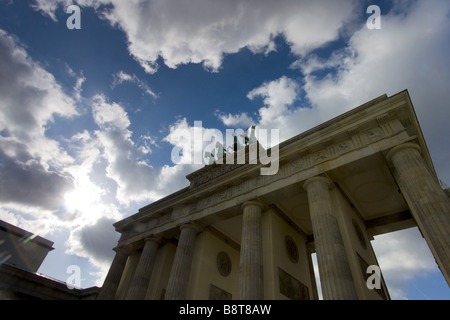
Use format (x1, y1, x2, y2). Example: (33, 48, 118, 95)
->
(98, 90, 450, 300)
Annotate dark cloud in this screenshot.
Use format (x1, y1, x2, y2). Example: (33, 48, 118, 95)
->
(79, 217, 120, 263)
(0, 33, 42, 136)
(0, 33, 33, 83)
(0, 142, 74, 210)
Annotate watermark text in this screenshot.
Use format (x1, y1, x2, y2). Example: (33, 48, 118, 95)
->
(366, 265, 381, 290)
(66, 5, 81, 30)
(170, 122, 280, 175)
(367, 5, 381, 30)
(66, 265, 81, 289)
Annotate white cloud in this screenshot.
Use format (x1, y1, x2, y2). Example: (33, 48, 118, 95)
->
(0, 207, 62, 239)
(247, 76, 300, 126)
(217, 75, 318, 143)
(115, 0, 357, 73)
(92, 94, 131, 130)
(215, 111, 255, 129)
(73, 75, 86, 101)
(163, 118, 196, 165)
(216, 76, 305, 143)
(372, 228, 438, 300)
(112, 70, 133, 84)
(30, 0, 71, 21)
(137, 135, 158, 155)
(0, 29, 79, 144)
(91, 95, 159, 205)
(112, 70, 158, 98)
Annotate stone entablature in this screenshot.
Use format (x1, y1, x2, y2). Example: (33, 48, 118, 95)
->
(114, 90, 430, 248)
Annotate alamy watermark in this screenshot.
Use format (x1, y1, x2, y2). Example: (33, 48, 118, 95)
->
(66, 5, 81, 30)
(366, 265, 382, 290)
(66, 265, 81, 289)
(367, 5, 381, 30)
(170, 122, 280, 176)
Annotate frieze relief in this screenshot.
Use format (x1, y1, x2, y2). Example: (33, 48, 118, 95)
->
(336, 139, 354, 154)
(265, 122, 393, 185)
(202, 196, 212, 209)
(347, 126, 362, 147)
(147, 218, 158, 229)
(217, 189, 229, 202)
(209, 284, 232, 300)
(291, 157, 306, 171)
(189, 163, 243, 188)
(279, 267, 310, 300)
(159, 212, 171, 224)
(170, 207, 184, 220)
(189, 202, 198, 213)
(234, 181, 245, 195)
(313, 149, 328, 164)
(364, 127, 384, 143)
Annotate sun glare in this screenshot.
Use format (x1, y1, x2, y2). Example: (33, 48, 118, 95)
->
(64, 186, 97, 215)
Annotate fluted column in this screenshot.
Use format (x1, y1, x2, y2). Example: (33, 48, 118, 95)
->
(239, 201, 264, 300)
(387, 143, 450, 284)
(304, 176, 357, 300)
(97, 247, 129, 300)
(126, 236, 161, 300)
(165, 223, 200, 300)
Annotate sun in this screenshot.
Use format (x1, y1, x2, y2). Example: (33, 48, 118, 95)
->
(64, 186, 97, 215)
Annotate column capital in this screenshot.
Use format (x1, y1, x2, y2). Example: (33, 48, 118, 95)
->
(303, 176, 332, 191)
(241, 200, 264, 212)
(180, 222, 202, 234)
(386, 143, 421, 164)
(113, 245, 132, 255)
(144, 234, 163, 244)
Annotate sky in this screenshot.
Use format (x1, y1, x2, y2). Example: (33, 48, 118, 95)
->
(0, 0, 449, 300)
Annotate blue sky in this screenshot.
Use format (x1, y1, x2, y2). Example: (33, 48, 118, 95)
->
(0, 0, 449, 299)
